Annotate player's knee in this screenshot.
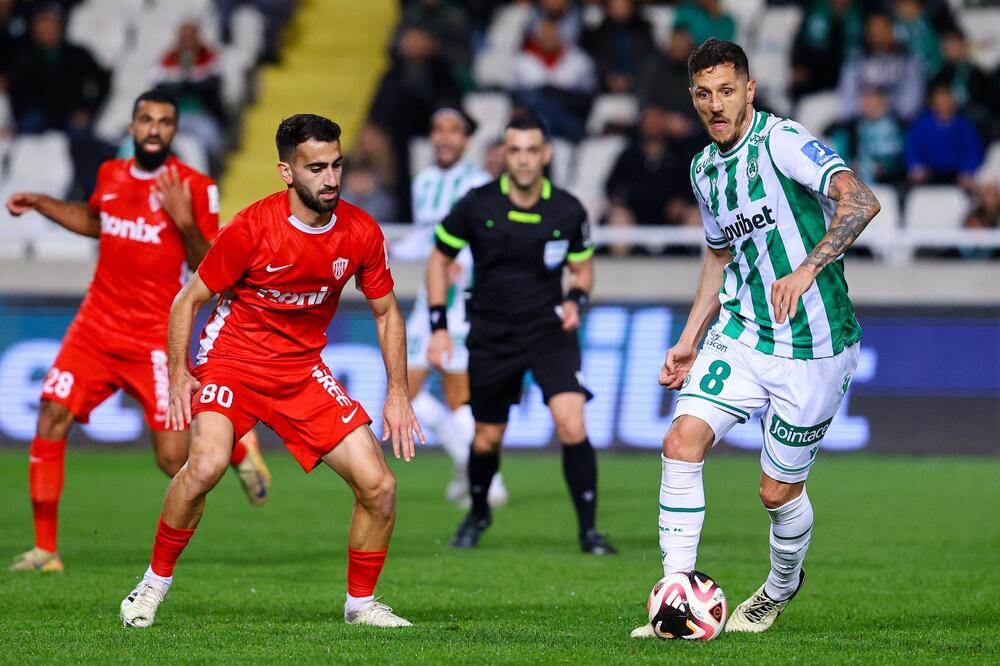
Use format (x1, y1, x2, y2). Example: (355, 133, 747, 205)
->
(663, 417, 712, 462)
(37, 400, 74, 440)
(759, 482, 798, 509)
(155, 450, 186, 478)
(555, 419, 586, 444)
(358, 470, 396, 520)
(472, 433, 501, 454)
(182, 449, 227, 493)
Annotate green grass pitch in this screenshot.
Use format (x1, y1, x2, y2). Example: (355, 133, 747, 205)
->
(1, 448, 998, 664)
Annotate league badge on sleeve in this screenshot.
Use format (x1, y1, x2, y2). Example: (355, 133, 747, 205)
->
(801, 140, 839, 167)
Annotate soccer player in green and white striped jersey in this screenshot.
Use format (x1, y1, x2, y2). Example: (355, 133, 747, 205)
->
(631, 39, 881, 638)
(392, 107, 508, 507)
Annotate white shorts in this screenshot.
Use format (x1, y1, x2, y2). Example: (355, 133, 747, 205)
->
(406, 285, 470, 374)
(674, 327, 860, 483)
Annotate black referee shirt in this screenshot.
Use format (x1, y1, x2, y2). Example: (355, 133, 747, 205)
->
(434, 174, 594, 323)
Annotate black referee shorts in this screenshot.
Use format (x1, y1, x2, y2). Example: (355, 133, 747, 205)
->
(466, 319, 593, 424)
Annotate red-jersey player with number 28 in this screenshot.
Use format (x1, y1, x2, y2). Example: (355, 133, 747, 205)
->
(4, 90, 271, 574)
(119, 114, 425, 629)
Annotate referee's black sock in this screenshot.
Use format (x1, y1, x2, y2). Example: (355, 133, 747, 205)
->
(468, 446, 499, 521)
(561, 438, 597, 537)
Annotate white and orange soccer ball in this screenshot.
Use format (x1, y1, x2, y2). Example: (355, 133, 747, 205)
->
(646, 571, 728, 640)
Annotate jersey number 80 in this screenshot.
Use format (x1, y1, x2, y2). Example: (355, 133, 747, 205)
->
(199, 384, 234, 408)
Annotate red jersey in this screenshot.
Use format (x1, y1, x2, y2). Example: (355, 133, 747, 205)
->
(195, 190, 394, 374)
(74, 156, 219, 348)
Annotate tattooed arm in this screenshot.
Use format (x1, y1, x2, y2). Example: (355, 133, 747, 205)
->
(770, 171, 880, 324)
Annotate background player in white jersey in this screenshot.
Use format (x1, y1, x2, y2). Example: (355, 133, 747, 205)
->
(394, 107, 508, 506)
(631, 39, 881, 637)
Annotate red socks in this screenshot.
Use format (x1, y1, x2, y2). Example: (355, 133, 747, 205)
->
(29, 437, 66, 552)
(229, 439, 248, 466)
(150, 516, 196, 578)
(347, 548, 387, 597)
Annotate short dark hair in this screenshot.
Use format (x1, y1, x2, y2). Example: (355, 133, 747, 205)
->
(132, 89, 179, 119)
(504, 110, 548, 140)
(275, 114, 342, 162)
(687, 38, 750, 85)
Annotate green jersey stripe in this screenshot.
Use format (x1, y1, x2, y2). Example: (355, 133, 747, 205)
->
(765, 229, 815, 359)
(767, 149, 861, 354)
(746, 113, 769, 202)
(818, 162, 849, 197)
(724, 157, 740, 211)
(677, 393, 750, 420)
(739, 238, 776, 353)
(704, 162, 721, 216)
(659, 504, 706, 513)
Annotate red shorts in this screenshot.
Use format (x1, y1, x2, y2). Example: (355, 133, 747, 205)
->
(191, 360, 372, 472)
(42, 322, 170, 430)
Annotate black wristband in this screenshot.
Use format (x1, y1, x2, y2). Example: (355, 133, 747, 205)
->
(566, 288, 589, 310)
(429, 305, 448, 332)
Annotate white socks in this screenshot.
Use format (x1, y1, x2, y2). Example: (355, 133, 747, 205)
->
(345, 593, 374, 612)
(144, 565, 172, 588)
(658, 455, 706, 576)
(411, 391, 448, 434)
(440, 404, 474, 467)
(764, 489, 813, 601)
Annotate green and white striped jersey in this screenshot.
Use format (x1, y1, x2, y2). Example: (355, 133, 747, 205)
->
(691, 110, 861, 359)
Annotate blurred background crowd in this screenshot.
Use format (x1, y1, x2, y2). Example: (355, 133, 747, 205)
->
(1, 0, 999, 260)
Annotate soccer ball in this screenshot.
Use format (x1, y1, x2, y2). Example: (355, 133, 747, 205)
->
(646, 571, 727, 640)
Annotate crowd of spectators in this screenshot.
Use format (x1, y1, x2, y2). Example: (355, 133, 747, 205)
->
(0, 0, 292, 195)
(359, 0, 1000, 255)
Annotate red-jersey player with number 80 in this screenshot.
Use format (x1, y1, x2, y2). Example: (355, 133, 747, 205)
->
(119, 114, 425, 629)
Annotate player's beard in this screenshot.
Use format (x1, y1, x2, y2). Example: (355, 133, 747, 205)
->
(295, 181, 340, 214)
(133, 138, 170, 172)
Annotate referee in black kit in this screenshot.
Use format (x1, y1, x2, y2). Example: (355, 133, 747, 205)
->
(426, 112, 616, 555)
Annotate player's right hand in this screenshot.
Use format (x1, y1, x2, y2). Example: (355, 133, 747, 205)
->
(5, 192, 40, 216)
(659, 343, 697, 390)
(168, 367, 202, 431)
(427, 330, 454, 371)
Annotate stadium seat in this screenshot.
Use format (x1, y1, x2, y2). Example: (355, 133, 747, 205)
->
(723, 0, 764, 45)
(864, 185, 901, 259)
(473, 49, 517, 89)
(31, 224, 98, 261)
(65, 3, 130, 69)
(903, 186, 969, 231)
(409, 137, 433, 181)
(585, 94, 639, 136)
(464, 92, 512, 142)
(795, 91, 840, 137)
(958, 9, 1000, 70)
(548, 138, 574, 188)
(230, 5, 266, 62)
(975, 142, 1000, 185)
(566, 136, 627, 223)
(749, 6, 804, 117)
(640, 5, 675, 48)
(484, 3, 532, 53)
(172, 133, 211, 175)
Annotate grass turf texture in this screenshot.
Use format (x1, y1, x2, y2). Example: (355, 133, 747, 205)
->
(1, 449, 998, 664)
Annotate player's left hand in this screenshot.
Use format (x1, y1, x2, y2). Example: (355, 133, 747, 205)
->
(770, 266, 817, 325)
(155, 166, 194, 229)
(381, 389, 425, 462)
(560, 300, 581, 332)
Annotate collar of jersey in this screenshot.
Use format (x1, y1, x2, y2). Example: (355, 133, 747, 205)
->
(286, 212, 337, 234)
(128, 159, 170, 181)
(716, 110, 763, 159)
(499, 173, 552, 201)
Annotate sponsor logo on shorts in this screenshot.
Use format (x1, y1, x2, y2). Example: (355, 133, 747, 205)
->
(768, 414, 833, 447)
(256, 285, 330, 307)
(705, 330, 728, 353)
(311, 364, 353, 408)
(100, 212, 167, 244)
(150, 349, 169, 421)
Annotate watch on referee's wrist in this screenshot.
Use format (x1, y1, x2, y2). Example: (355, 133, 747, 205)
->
(566, 288, 589, 310)
(429, 305, 448, 333)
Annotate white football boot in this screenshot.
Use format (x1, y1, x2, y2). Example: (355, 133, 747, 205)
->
(726, 570, 805, 633)
(487, 473, 510, 507)
(9, 547, 63, 572)
(234, 435, 271, 507)
(629, 622, 657, 638)
(120, 578, 170, 628)
(344, 599, 413, 628)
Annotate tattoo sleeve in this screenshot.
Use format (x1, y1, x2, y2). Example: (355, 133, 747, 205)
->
(802, 171, 881, 272)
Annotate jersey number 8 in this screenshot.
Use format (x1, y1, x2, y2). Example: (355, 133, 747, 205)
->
(200, 384, 234, 408)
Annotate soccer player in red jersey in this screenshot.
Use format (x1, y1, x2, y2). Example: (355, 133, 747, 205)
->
(119, 114, 424, 629)
(5, 90, 271, 573)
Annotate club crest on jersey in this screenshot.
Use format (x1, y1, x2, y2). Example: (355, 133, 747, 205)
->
(332, 257, 349, 280)
(148, 190, 162, 212)
(746, 157, 759, 181)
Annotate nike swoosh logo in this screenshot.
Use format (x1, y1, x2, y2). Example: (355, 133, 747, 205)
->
(341, 405, 360, 423)
(101, 193, 118, 201)
(266, 263, 293, 272)
(29, 456, 43, 463)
